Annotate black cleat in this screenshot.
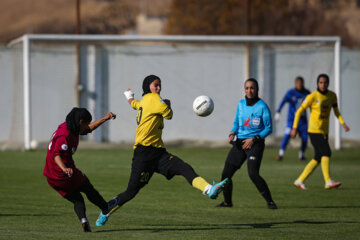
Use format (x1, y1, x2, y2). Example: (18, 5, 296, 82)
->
(215, 201, 233, 208)
(275, 156, 283, 161)
(267, 201, 278, 210)
(82, 222, 92, 232)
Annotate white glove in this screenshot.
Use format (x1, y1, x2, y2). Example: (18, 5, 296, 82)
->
(274, 112, 281, 121)
(124, 89, 134, 100)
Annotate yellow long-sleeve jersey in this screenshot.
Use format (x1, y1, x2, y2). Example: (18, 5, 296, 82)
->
(293, 90, 344, 134)
(131, 93, 173, 149)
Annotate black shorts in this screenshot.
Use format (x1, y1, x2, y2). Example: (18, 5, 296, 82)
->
(129, 145, 180, 187)
(309, 133, 331, 161)
(226, 139, 265, 169)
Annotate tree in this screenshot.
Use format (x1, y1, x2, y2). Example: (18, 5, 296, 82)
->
(165, 0, 353, 46)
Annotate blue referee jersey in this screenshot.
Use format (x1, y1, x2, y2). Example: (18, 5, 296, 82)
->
(231, 99, 272, 139)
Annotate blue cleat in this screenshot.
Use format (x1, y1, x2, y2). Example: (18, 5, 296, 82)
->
(208, 178, 229, 199)
(96, 197, 119, 227)
(96, 212, 109, 226)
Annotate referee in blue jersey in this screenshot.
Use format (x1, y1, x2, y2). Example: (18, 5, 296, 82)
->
(216, 78, 277, 209)
(275, 77, 310, 161)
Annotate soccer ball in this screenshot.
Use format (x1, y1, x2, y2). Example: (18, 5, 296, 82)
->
(192, 95, 214, 117)
(30, 140, 38, 149)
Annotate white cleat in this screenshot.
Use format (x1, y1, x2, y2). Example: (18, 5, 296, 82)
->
(325, 180, 341, 190)
(294, 180, 307, 190)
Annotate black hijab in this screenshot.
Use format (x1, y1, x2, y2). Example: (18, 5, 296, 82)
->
(316, 73, 329, 95)
(142, 75, 161, 96)
(295, 76, 306, 93)
(65, 107, 92, 136)
(245, 78, 260, 106)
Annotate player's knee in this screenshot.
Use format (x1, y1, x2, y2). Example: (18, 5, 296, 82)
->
(222, 163, 237, 179)
(248, 170, 260, 182)
(73, 199, 85, 212)
(221, 171, 229, 180)
(125, 189, 139, 200)
(325, 149, 332, 157)
(314, 152, 322, 162)
(125, 185, 141, 199)
(174, 159, 197, 179)
(180, 162, 195, 174)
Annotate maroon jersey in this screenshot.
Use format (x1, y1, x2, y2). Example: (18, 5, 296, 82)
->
(44, 122, 86, 196)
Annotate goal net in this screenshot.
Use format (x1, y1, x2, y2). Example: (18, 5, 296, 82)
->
(2, 35, 341, 150)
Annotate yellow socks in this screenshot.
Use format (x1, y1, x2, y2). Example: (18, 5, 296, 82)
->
(321, 156, 331, 183)
(192, 177, 211, 194)
(297, 159, 319, 182)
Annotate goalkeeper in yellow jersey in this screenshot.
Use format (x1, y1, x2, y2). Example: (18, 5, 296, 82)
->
(291, 74, 350, 190)
(96, 75, 229, 226)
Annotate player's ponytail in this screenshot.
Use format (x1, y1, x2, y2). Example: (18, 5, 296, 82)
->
(66, 107, 92, 136)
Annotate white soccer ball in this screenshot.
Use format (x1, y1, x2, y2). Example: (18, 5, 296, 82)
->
(30, 140, 38, 149)
(193, 95, 214, 117)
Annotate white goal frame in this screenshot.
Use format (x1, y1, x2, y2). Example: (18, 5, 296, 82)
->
(8, 34, 342, 150)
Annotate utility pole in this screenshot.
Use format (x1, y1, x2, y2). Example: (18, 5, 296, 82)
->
(76, 0, 81, 107)
(245, 0, 251, 79)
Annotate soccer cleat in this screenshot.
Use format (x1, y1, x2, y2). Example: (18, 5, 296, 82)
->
(325, 180, 341, 189)
(96, 212, 109, 226)
(208, 178, 229, 199)
(96, 197, 120, 226)
(275, 156, 283, 161)
(215, 201, 233, 208)
(267, 201, 278, 209)
(107, 197, 120, 215)
(82, 222, 92, 232)
(293, 180, 307, 190)
(298, 156, 306, 161)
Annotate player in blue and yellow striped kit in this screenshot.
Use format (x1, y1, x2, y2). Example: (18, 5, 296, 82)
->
(275, 76, 310, 161)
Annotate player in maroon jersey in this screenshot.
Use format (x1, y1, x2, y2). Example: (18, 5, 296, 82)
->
(43, 107, 116, 232)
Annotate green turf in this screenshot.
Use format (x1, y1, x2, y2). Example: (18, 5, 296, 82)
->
(0, 147, 359, 240)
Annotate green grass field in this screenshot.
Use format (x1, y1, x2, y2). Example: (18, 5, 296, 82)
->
(0, 147, 359, 240)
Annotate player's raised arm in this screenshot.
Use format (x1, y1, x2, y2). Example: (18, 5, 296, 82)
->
(158, 98, 173, 120)
(124, 88, 134, 104)
(124, 88, 141, 109)
(87, 112, 116, 133)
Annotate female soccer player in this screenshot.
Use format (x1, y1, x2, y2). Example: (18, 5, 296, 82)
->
(43, 108, 116, 232)
(291, 74, 350, 190)
(216, 78, 277, 209)
(96, 75, 229, 226)
(275, 76, 310, 161)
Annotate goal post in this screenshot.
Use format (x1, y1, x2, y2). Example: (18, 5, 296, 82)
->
(7, 34, 342, 150)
